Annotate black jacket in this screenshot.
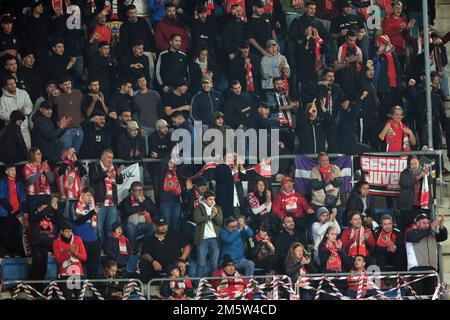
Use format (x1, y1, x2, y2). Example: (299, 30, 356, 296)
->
(155, 50, 189, 88)
(43, 52, 70, 81)
(118, 53, 151, 85)
(115, 132, 147, 161)
(109, 91, 135, 114)
(191, 90, 223, 124)
(227, 53, 261, 92)
(31, 111, 66, 164)
(29, 206, 60, 250)
(0, 123, 28, 165)
(214, 164, 246, 217)
(222, 18, 246, 56)
(87, 52, 117, 101)
(148, 131, 172, 159)
(119, 194, 159, 223)
(397, 169, 434, 211)
(373, 227, 404, 255)
(88, 161, 124, 205)
(119, 18, 156, 55)
(105, 223, 132, 268)
(344, 191, 375, 221)
(318, 242, 350, 272)
(224, 92, 256, 129)
(18, 66, 45, 103)
(316, 83, 346, 126)
(296, 108, 326, 154)
(79, 120, 112, 159)
(375, 51, 402, 95)
(189, 56, 221, 94)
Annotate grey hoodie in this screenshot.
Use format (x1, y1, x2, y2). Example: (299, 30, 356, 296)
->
(260, 52, 290, 90)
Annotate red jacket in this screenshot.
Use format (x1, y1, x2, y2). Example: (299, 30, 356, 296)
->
(53, 234, 87, 276)
(341, 227, 375, 257)
(382, 15, 407, 56)
(272, 190, 313, 218)
(154, 17, 189, 53)
(211, 269, 249, 299)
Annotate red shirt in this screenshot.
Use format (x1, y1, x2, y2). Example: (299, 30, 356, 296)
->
(385, 121, 409, 152)
(93, 24, 112, 43)
(272, 190, 313, 218)
(7, 177, 20, 213)
(341, 227, 375, 257)
(53, 234, 87, 276)
(382, 15, 407, 56)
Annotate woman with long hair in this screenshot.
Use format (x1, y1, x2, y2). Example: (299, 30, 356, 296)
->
(247, 178, 278, 233)
(285, 242, 316, 300)
(23, 147, 54, 214)
(379, 106, 416, 152)
(159, 157, 182, 232)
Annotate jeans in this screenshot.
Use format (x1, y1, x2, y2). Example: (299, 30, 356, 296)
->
(235, 258, 255, 276)
(441, 71, 449, 97)
(197, 238, 220, 277)
(59, 127, 84, 153)
(97, 205, 118, 248)
(126, 222, 155, 251)
(159, 201, 182, 232)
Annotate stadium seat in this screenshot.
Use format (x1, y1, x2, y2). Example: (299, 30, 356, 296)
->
(1, 258, 29, 282)
(45, 256, 58, 280)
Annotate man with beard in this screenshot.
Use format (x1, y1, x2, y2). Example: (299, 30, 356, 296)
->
(315, 68, 346, 153)
(224, 80, 256, 129)
(222, 4, 246, 63)
(245, 0, 277, 58)
(82, 79, 109, 119)
(228, 40, 261, 95)
(373, 215, 405, 271)
(155, 2, 189, 53)
(79, 111, 112, 159)
(88, 10, 112, 47)
(108, 79, 135, 117)
(18, 52, 45, 104)
(3, 55, 26, 91)
(87, 42, 117, 102)
(119, 40, 151, 85)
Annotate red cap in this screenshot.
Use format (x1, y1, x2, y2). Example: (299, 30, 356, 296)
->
(281, 176, 293, 185)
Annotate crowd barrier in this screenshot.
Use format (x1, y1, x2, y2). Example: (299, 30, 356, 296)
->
(0, 278, 146, 300)
(147, 271, 447, 301)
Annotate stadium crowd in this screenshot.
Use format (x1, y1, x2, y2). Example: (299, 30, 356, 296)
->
(0, 0, 448, 300)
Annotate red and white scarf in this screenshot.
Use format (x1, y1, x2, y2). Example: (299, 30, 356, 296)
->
(385, 120, 410, 152)
(112, 231, 128, 255)
(339, 43, 362, 72)
(420, 174, 430, 209)
(315, 35, 324, 70)
(325, 240, 343, 272)
(163, 170, 182, 196)
(376, 230, 393, 247)
(349, 227, 367, 257)
(274, 92, 294, 128)
(23, 163, 51, 196)
(101, 162, 116, 207)
(245, 61, 255, 92)
(56, 160, 82, 200)
(75, 195, 97, 228)
(130, 197, 152, 223)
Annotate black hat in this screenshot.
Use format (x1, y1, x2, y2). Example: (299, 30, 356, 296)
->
(415, 213, 430, 223)
(222, 255, 235, 268)
(156, 217, 168, 226)
(174, 77, 189, 88)
(171, 110, 185, 119)
(39, 100, 52, 109)
(10, 110, 25, 123)
(239, 40, 250, 49)
(29, 0, 43, 9)
(339, 0, 354, 8)
(193, 176, 208, 186)
(98, 41, 109, 48)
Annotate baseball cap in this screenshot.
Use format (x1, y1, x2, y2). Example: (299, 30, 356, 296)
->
(213, 111, 224, 119)
(266, 39, 277, 48)
(171, 110, 185, 119)
(127, 121, 140, 130)
(340, 0, 354, 8)
(157, 217, 168, 226)
(155, 119, 169, 130)
(239, 40, 250, 49)
(39, 100, 52, 109)
(316, 207, 330, 220)
(415, 213, 430, 222)
(201, 76, 212, 84)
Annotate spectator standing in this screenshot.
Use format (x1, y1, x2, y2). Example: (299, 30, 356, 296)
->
(318, 226, 349, 273)
(228, 41, 261, 95)
(88, 149, 124, 248)
(222, 4, 246, 63)
(224, 80, 256, 129)
(296, 101, 326, 154)
(159, 158, 183, 232)
(374, 215, 405, 271)
(54, 76, 84, 153)
(379, 106, 416, 152)
(0, 111, 28, 165)
(81, 79, 109, 119)
(79, 111, 112, 159)
(191, 76, 223, 124)
(312, 207, 341, 265)
(252, 225, 278, 275)
(193, 190, 224, 277)
(118, 40, 151, 85)
(155, 3, 190, 53)
(344, 180, 375, 228)
(246, 1, 277, 58)
(87, 42, 117, 102)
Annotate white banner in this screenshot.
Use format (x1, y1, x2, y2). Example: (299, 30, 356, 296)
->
(117, 163, 141, 202)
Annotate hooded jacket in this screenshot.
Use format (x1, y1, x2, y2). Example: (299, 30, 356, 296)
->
(191, 90, 223, 124)
(296, 108, 326, 154)
(0, 123, 28, 165)
(31, 110, 66, 163)
(260, 52, 290, 90)
(115, 131, 147, 161)
(0, 87, 33, 129)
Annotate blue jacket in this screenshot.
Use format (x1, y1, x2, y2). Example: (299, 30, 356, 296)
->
(219, 226, 254, 262)
(0, 177, 27, 217)
(148, 0, 171, 24)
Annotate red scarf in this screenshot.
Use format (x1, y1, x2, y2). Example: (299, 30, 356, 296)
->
(385, 120, 410, 152)
(104, 166, 116, 206)
(376, 231, 393, 247)
(325, 240, 343, 272)
(315, 35, 324, 70)
(163, 170, 182, 196)
(76, 196, 97, 228)
(385, 51, 397, 88)
(349, 227, 368, 257)
(245, 62, 254, 92)
(255, 235, 271, 242)
(340, 43, 362, 72)
(130, 197, 152, 223)
(7, 177, 20, 213)
(229, 164, 240, 184)
(112, 231, 128, 255)
(319, 165, 333, 183)
(193, 190, 201, 209)
(38, 217, 54, 236)
(61, 159, 82, 198)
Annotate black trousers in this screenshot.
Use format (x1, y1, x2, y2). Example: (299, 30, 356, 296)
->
(375, 251, 406, 271)
(409, 266, 438, 296)
(31, 245, 49, 280)
(83, 240, 101, 279)
(5, 213, 24, 256)
(139, 260, 163, 283)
